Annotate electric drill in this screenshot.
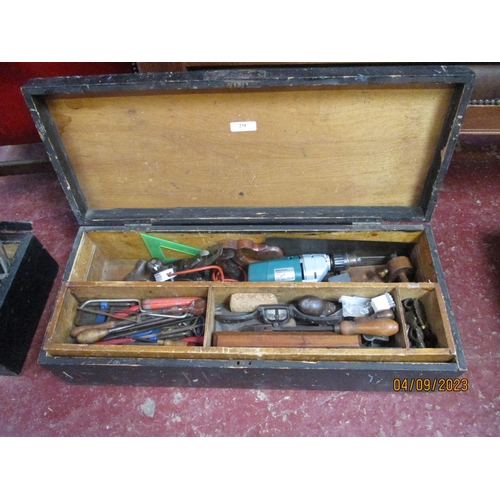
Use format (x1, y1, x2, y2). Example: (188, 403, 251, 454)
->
(247, 253, 363, 282)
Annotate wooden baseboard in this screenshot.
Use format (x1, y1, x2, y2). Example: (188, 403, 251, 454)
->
(461, 105, 500, 135)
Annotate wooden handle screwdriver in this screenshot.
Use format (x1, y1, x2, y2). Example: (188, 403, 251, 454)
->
(70, 321, 119, 338)
(76, 328, 116, 344)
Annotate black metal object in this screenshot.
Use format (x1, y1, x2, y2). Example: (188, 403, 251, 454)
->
(0, 232, 58, 375)
(0, 222, 33, 232)
(214, 304, 342, 326)
(21, 65, 475, 227)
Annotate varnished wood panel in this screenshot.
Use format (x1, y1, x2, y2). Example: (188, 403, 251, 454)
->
(47, 86, 454, 212)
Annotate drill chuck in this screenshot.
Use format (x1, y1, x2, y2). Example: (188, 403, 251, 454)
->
(332, 253, 361, 272)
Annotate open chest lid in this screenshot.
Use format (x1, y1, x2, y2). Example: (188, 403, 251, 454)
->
(22, 65, 474, 226)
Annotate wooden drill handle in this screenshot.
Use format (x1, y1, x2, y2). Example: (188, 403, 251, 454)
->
(336, 318, 399, 336)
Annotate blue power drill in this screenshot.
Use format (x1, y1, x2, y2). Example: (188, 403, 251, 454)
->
(247, 253, 364, 283)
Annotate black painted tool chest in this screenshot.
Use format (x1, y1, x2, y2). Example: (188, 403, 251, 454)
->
(0, 222, 58, 375)
(22, 65, 475, 390)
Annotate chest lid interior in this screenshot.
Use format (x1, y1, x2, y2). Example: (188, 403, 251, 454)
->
(22, 66, 474, 226)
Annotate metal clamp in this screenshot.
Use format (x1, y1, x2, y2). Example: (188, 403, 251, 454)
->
(403, 298, 437, 348)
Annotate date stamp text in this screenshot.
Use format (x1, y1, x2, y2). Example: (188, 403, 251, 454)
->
(393, 378, 468, 392)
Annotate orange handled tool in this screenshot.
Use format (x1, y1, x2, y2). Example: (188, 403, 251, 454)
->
(116, 297, 204, 314)
(151, 298, 206, 316)
(141, 297, 202, 310)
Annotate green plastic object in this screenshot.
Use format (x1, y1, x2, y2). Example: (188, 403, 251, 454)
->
(140, 234, 201, 264)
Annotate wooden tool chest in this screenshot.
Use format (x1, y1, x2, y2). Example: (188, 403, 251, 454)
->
(22, 65, 475, 390)
(0, 222, 58, 375)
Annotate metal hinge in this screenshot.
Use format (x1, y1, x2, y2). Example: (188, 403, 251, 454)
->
(124, 223, 153, 231)
(352, 219, 382, 226)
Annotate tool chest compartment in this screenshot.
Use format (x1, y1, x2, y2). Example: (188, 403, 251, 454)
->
(0, 223, 58, 375)
(22, 65, 475, 390)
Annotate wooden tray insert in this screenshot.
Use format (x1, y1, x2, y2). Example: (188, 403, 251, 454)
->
(67, 229, 432, 283)
(43, 282, 456, 363)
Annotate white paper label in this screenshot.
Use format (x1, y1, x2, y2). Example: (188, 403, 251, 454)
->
(230, 121, 257, 132)
(154, 269, 175, 282)
(274, 267, 296, 282)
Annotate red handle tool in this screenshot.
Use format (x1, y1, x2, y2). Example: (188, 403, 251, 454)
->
(118, 297, 204, 314)
(142, 297, 204, 310)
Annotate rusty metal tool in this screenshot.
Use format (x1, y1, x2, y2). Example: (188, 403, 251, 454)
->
(387, 254, 414, 282)
(403, 298, 437, 348)
(296, 295, 339, 317)
(124, 259, 151, 281)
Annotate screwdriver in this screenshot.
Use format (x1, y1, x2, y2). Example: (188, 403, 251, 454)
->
(73, 315, 191, 342)
(142, 297, 202, 309)
(76, 315, 204, 344)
